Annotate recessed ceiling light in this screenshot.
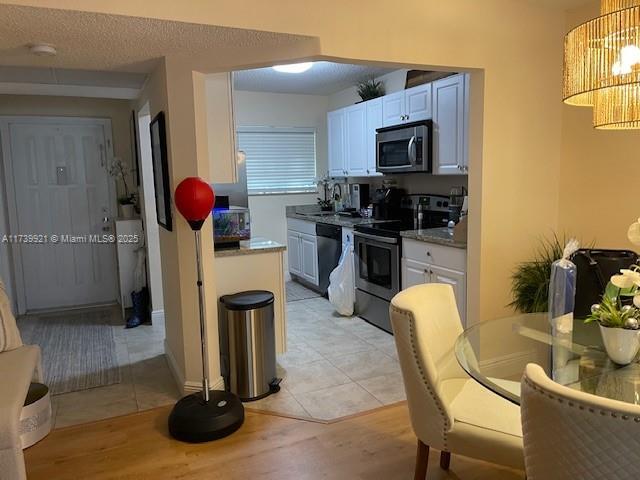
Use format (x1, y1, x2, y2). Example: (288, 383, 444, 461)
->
(272, 62, 313, 74)
(29, 44, 57, 57)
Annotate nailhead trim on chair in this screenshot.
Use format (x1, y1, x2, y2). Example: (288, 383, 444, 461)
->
(391, 305, 450, 450)
(523, 377, 640, 423)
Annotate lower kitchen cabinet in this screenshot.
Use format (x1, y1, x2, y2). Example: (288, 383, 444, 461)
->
(287, 218, 319, 287)
(401, 238, 467, 325)
(300, 233, 319, 286)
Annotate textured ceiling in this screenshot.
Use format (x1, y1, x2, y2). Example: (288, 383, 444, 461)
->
(0, 4, 313, 73)
(234, 62, 396, 95)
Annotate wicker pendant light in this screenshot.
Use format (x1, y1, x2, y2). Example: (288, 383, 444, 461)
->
(564, 0, 640, 129)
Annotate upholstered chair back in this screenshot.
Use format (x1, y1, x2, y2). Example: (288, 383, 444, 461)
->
(390, 284, 468, 451)
(521, 363, 640, 479)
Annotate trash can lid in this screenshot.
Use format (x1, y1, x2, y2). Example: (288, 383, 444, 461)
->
(220, 290, 274, 311)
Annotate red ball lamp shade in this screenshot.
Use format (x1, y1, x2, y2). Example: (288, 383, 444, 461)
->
(175, 177, 215, 231)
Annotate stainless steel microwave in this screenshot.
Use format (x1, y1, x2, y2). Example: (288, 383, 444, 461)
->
(376, 120, 433, 173)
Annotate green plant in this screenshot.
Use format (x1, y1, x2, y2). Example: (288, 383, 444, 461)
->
(585, 293, 639, 328)
(356, 78, 385, 101)
(509, 235, 566, 313)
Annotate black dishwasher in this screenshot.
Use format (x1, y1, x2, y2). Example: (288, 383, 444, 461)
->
(316, 223, 342, 295)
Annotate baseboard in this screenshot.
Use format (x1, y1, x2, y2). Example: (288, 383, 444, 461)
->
(164, 340, 225, 395)
(151, 309, 164, 324)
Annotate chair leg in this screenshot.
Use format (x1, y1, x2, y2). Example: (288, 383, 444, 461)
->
(414, 439, 429, 480)
(440, 451, 451, 470)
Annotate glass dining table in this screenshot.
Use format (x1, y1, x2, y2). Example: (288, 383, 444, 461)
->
(454, 313, 640, 406)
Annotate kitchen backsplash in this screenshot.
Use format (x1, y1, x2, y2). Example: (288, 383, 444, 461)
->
(346, 173, 468, 198)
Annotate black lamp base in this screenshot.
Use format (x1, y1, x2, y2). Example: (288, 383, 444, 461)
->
(168, 390, 244, 443)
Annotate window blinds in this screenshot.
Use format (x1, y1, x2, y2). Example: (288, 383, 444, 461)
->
(237, 127, 317, 195)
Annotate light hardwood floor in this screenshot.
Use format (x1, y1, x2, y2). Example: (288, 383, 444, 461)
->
(25, 403, 524, 479)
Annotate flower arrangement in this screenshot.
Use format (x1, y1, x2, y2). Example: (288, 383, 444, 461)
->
(584, 218, 640, 364)
(108, 157, 136, 206)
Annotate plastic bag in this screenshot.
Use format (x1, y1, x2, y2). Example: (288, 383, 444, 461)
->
(328, 238, 355, 316)
(548, 238, 580, 333)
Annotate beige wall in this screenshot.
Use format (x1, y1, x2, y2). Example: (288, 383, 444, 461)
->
(559, 1, 640, 251)
(15, 0, 573, 385)
(0, 94, 134, 184)
(235, 90, 328, 258)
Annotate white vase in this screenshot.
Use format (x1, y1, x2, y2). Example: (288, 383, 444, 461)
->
(599, 324, 640, 365)
(119, 204, 135, 219)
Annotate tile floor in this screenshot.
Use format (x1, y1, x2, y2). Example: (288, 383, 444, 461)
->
(20, 305, 181, 429)
(23, 283, 404, 428)
(248, 285, 406, 421)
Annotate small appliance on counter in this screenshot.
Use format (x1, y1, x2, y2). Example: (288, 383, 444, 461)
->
(448, 186, 467, 224)
(213, 196, 250, 250)
(372, 186, 405, 220)
(349, 183, 370, 210)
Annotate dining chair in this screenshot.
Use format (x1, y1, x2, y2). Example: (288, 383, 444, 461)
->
(521, 363, 640, 480)
(390, 283, 524, 479)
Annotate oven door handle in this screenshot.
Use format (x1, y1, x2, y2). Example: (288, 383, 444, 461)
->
(354, 231, 398, 244)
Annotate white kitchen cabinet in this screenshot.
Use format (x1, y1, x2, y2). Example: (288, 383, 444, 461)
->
(404, 83, 432, 123)
(205, 72, 238, 183)
(430, 264, 466, 321)
(433, 73, 468, 175)
(287, 218, 319, 287)
(300, 233, 319, 285)
(382, 83, 432, 127)
(328, 109, 346, 177)
(287, 230, 302, 277)
(401, 238, 467, 325)
(382, 91, 405, 127)
(345, 103, 367, 176)
(366, 98, 383, 176)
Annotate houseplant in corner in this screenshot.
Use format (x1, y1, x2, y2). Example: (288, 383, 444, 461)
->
(356, 78, 385, 102)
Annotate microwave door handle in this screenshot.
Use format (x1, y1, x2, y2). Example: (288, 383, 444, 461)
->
(407, 135, 416, 164)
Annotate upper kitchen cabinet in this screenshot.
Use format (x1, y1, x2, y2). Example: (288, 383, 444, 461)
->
(327, 109, 346, 177)
(328, 102, 374, 177)
(206, 72, 238, 183)
(365, 98, 383, 176)
(345, 103, 367, 176)
(381, 83, 432, 127)
(432, 73, 469, 175)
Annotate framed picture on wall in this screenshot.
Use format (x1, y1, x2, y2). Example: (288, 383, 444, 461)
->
(150, 111, 172, 231)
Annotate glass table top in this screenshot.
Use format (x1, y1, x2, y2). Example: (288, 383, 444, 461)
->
(455, 313, 640, 405)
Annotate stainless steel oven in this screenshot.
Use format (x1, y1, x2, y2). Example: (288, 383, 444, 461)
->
(354, 227, 401, 333)
(376, 120, 432, 173)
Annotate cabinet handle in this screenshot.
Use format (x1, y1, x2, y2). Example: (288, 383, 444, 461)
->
(426, 251, 431, 257)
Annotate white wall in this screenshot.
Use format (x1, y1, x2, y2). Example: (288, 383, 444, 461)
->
(234, 90, 329, 254)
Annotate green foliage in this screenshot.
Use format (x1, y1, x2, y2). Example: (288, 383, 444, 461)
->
(585, 292, 638, 328)
(509, 235, 566, 313)
(356, 78, 385, 101)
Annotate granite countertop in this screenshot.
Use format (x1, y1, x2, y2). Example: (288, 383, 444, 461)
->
(401, 227, 467, 249)
(214, 237, 286, 257)
(286, 211, 393, 228)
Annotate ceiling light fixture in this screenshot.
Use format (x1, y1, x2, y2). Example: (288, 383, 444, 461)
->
(272, 62, 313, 74)
(29, 44, 57, 57)
(564, 0, 640, 129)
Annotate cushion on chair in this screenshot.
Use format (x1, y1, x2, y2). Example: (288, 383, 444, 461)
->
(443, 378, 524, 470)
(0, 280, 22, 353)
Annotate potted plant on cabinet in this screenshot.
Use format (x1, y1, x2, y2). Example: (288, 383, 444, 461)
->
(109, 157, 137, 218)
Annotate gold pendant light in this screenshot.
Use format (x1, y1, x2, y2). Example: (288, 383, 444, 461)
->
(564, 0, 640, 129)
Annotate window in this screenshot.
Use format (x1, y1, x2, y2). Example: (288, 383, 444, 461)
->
(237, 126, 317, 195)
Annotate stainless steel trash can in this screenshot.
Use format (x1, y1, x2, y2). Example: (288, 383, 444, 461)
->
(220, 290, 279, 401)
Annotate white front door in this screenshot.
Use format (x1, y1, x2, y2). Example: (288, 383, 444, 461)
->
(5, 119, 118, 311)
